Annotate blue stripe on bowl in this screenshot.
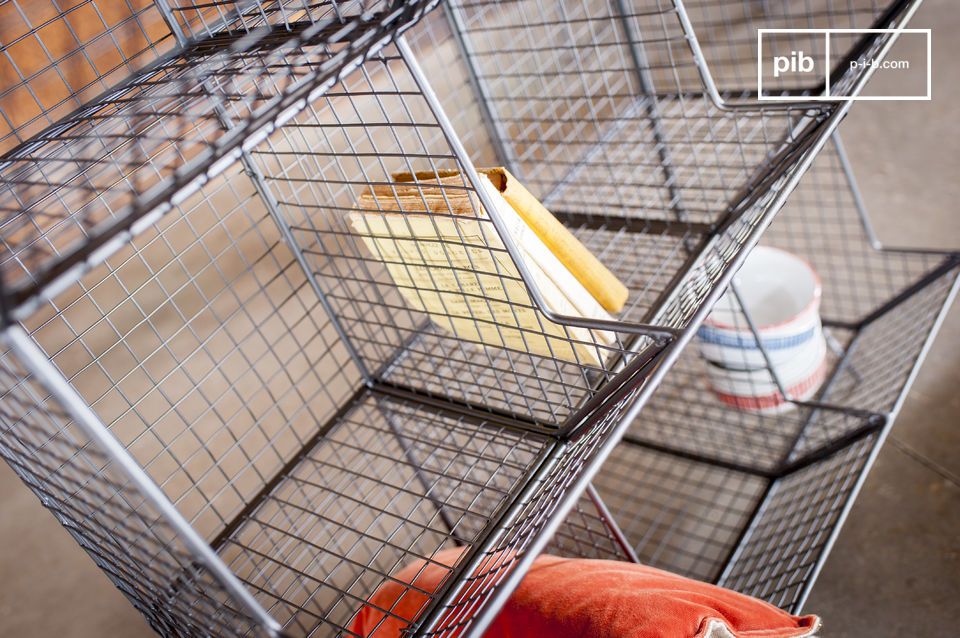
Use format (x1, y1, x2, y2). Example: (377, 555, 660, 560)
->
(697, 324, 818, 350)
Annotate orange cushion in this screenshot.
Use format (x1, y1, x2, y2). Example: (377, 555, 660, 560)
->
(351, 548, 819, 638)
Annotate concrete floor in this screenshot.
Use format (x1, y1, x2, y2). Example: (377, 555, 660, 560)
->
(0, 0, 957, 636)
(801, 0, 960, 630)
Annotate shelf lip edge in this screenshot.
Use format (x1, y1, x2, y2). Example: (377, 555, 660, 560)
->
(0, 0, 443, 325)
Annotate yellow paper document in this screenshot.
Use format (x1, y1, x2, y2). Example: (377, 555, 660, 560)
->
(350, 171, 625, 366)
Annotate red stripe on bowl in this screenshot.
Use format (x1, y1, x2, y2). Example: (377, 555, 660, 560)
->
(711, 358, 828, 412)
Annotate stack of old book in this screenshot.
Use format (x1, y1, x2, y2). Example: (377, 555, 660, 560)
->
(350, 168, 628, 366)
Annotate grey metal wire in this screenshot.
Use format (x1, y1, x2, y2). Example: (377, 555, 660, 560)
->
(595, 131, 960, 614)
(625, 138, 959, 474)
(0, 0, 441, 319)
(0, 1, 951, 637)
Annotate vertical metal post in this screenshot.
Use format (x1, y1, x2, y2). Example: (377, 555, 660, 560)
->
(443, 3, 517, 174)
(3, 325, 282, 636)
(154, 0, 373, 383)
(729, 281, 793, 400)
(376, 395, 466, 543)
(614, 0, 687, 222)
(585, 483, 640, 563)
(832, 132, 883, 250)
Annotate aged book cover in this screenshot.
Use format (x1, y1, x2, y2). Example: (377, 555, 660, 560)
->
(349, 170, 625, 366)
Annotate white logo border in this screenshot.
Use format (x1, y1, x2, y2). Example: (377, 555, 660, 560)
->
(757, 28, 932, 102)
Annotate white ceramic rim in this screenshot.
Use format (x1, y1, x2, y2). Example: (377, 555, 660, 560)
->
(703, 246, 823, 332)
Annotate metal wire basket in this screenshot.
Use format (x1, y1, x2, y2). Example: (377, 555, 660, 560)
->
(0, 1, 944, 637)
(595, 135, 959, 613)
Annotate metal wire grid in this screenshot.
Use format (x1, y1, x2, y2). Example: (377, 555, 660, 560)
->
(396, 355, 672, 637)
(246, 39, 666, 431)
(589, 428, 883, 614)
(214, 391, 552, 636)
(401, 5, 499, 169)
(164, 0, 397, 39)
(444, 0, 831, 225)
(0, 345, 265, 637)
(11, 159, 362, 541)
(544, 485, 639, 562)
(0, 0, 439, 315)
(441, 0, 920, 216)
(0, 1, 175, 156)
(680, 0, 906, 94)
(716, 432, 880, 612)
(592, 441, 767, 582)
(625, 138, 960, 473)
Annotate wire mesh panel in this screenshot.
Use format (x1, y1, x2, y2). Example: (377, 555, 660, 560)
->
(444, 0, 826, 224)
(545, 486, 639, 562)
(821, 270, 958, 417)
(593, 441, 768, 582)
(0, 344, 266, 637)
(165, 0, 399, 38)
(440, 0, 919, 223)
(248, 40, 666, 430)
(0, 0, 175, 155)
(0, 0, 439, 318)
(591, 426, 885, 614)
(718, 432, 881, 612)
(407, 357, 668, 637)
(9, 160, 361, 540)
(216, 391, 552, 636)
(626, 138, 959, 472)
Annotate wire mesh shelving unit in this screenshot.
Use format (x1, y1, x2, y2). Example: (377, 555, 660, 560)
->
(592, 136, 959, 613)
(0, 1, 949, 637)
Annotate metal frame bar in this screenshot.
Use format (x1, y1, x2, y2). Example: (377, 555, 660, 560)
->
(672, 0, 922, 111)
(585, 483, 640, 563)
(2, 324, 282, 636)
(2, 0, 444, 323)
(613, 0, 686, 221)
(442, 3, 515, 172)
(395, 35, 681, 341)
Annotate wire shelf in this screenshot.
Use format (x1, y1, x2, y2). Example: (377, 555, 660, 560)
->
(593, 427, 884, 613)
(0, 0, 440, 318)
(441, 0, 919, 219)
(0, 1, 949, 637)
(594, 134, 959, 614)
(626, 137, 960, 474)
(214, 390, 641, 636)
(324, 0, 918, 430)
(214, 391, 552, 636)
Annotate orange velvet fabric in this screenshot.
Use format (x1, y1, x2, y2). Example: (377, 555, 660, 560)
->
(351, 548, 819, 638)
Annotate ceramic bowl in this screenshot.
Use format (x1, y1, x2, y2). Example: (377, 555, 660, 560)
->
(706, 333, 827, 414)
(699, 245, 822, 342)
